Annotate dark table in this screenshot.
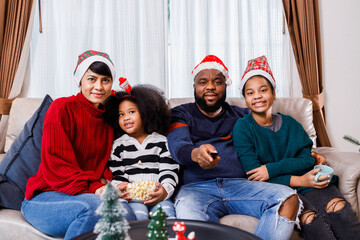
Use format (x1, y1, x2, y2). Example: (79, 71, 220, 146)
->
(72, 219, 261, 240)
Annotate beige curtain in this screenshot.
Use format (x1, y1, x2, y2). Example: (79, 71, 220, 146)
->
(283, 0, 331, 147)
(0, 0, 35, 153)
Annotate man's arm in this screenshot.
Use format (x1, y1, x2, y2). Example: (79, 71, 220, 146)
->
(232, 118, 262, 174)
(158, 139, 180, 199)
(191, 144, 220, 169)
(311, 152, 327, 165)
(167, 107, 219, 169)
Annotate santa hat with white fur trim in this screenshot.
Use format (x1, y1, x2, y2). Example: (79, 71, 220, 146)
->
(239, 55, 276, 94)
(73, 50, 116, 85)
(191, 55, 232, 86)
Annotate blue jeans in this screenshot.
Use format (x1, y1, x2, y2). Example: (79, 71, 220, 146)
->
(129, 199, 176, 220)
(21, 191, 136, 240)
(175, 178, 299, 240)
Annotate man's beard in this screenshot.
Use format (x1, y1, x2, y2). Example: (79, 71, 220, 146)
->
(194, 90, 226, 113)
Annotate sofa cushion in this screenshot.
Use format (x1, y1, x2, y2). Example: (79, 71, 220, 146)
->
(0, 95, 52, 210)
(5, 98, 46, 152)
(219, 214, 303, 240)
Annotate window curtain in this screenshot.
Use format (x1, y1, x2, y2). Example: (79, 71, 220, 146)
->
(168, 0, 300, 98)
(22, 0, 167, 99)
(283, 0, 331, 147)
(26, 0, 299, 100)
(0, 0, 5, 58)
(0, 0, 35, 153)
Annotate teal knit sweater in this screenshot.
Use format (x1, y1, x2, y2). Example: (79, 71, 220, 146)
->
(233, 113, 315, 195)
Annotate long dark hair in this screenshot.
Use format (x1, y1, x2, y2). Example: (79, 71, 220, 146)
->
(104, 84, 170, 139)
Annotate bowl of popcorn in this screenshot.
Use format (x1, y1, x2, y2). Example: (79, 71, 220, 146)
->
(126, 180, 156, 202)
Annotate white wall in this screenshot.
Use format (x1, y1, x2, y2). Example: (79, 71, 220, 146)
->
(319, 0, 360, 152)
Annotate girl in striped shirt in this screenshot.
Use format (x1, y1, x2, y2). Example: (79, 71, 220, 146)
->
(104, 84, 179, 220)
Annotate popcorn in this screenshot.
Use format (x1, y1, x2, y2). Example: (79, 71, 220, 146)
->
(126, 180, 156, 201)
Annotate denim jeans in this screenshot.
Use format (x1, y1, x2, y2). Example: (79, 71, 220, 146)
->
(129, 199, 176, 220)
(299, 184, 360, 240)
(174, 178, 299, 240)
(21, 191, 136, 240)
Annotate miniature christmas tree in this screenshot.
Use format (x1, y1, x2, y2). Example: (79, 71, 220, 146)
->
(94, 183, 131, 240)
(146, 204, 169, 240)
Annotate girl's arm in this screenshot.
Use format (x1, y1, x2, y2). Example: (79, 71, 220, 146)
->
(233, 118, 262, 174)
(144, 183, 167, 205)
(108, 140, 130, 186)
(107, 142, 131, 199)
(144, 137, 179, 205)
(158, 139, 180, 200)
(263, 118, 316, 178)
(265, 147, 315, 178)
(267, 169, 329, 189)
(290, 168, 330, 189)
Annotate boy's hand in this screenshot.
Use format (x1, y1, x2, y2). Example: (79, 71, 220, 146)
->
(247, 165, 269, 181)
(191, 144, 220, 169)
(144, 183, 167, 206)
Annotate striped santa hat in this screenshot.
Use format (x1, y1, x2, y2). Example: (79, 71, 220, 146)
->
(73, 50, 116, 85)
(239, 55, 276, 94)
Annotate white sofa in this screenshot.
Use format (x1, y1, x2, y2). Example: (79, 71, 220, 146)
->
(0, 97, 359, 240)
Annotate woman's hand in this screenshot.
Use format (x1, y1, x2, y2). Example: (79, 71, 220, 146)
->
(247, 165, 269, 181)
(144, 183, 168, 206)
(95, 185, 106, 195)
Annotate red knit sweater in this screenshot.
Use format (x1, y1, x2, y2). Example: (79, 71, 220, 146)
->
(25, 93, 114, 199)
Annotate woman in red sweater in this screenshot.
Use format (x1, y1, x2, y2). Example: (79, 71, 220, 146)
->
(21, 50, 136, 240)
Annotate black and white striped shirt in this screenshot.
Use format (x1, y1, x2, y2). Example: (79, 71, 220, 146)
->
(109, 132, 179, 199)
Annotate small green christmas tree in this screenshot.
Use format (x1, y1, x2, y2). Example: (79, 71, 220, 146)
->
(94, 183, 131, 240)
(146, 204, 168, 240)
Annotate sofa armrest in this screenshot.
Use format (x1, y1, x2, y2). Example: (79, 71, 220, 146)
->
(314, 147, 360, 218)
(0, 209, 62, 240)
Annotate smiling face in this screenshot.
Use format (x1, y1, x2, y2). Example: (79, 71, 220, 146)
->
(80, 69, 112, 108)
(193, 69, 227, 113)
(118, 100, 146, 141)
(244, 76, 275, 116)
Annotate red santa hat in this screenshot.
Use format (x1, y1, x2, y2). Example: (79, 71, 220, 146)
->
(73, 50, 116, 85)
(191, 55, 232, 86)
(239, 55, 276, 94)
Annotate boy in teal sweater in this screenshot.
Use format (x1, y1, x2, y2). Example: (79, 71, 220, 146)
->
(233, 56, 360, 240)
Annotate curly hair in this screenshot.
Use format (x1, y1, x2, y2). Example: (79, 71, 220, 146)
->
(104, 84, 170, 139)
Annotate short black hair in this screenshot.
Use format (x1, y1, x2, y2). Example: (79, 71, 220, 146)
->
(88, 61, 112, 78)
(78, 61, 113, 87)
(104, 84, 170, 139)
